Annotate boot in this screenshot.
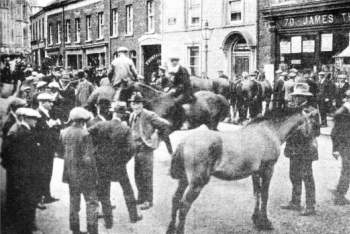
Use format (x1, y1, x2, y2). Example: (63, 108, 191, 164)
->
(280, 201, 302, 211)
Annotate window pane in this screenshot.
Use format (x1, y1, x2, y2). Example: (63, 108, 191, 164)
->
(230, 0, 241, 11)
(190, 48, 199, 56)
(190, 0, 200, 5)
(231, 12, 241, 21)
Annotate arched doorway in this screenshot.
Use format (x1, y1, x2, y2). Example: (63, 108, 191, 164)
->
(231, 36, 251, 77)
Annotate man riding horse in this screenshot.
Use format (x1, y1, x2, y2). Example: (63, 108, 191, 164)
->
(108, 47, 138, 103)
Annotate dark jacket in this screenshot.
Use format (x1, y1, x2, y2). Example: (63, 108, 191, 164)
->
(331, 104, 350, 153)
(88, 119, 134, 181)
(170, 66, 193, 97)
(284, 105, 320, 161)
(274, 77, 285, 101)
(318, 79, 336, 101)
(335, 82, 349, 107)
(57, 125, 97, 187)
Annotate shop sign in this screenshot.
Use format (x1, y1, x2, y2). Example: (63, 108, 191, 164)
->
(280, 41, 290, 54)
(303, 40, 315, 53)
(278, 12, 350, 29)
(321, 33, 333, 51)
(145, 53, 161, 66)
(291, 36, 302, 53)
(291, 60, 301, 64)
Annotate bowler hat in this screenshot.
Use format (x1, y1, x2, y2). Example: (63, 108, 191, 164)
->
(289, 68, 298, 73)
(291, 83, 313, 96)
(128, 92, 144, 102)
(109, 102, 127, 113)
(69, 107, 91, 121)
(281, 72, 288, 76)
(36, 81, 47, 89)
(77, 70, 85, 78)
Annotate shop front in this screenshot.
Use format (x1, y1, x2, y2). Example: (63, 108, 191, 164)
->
(84, 43, 108, 68)
(261, 1, 350, 76)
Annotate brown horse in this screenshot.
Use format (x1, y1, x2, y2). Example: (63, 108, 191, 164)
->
(167, 107, 310, 234)
(190, 76, 231, 101)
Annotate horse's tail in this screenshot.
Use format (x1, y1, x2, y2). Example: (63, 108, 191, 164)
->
(170, 142, 186, 180)
(217, 94, 230, 121)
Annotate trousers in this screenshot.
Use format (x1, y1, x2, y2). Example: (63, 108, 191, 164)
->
(98, 166, 138, 221)
(336, 152, 350, 196)
(134, 144, 154, 204)
(289, 158, 316, 208)
(69, 184, 99, 233)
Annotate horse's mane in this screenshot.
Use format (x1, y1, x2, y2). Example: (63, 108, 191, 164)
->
(247, 107, 303, 125)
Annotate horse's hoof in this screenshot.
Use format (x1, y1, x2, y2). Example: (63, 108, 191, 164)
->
(166, 224, 176, 234)
(251, 213, 260, 225)
(255, 218, 274, 231)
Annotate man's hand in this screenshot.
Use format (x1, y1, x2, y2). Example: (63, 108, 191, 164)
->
(333, 151, 340, 160)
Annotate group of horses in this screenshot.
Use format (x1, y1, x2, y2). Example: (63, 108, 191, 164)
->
(87, 77, 309, 234)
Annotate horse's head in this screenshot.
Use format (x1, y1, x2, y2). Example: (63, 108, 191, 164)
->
(241, 79, 259, 101)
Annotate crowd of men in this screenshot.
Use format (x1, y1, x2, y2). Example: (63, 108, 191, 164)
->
(1, 47, 350, 234)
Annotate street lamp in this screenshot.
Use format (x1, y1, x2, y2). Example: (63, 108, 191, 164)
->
(201, 20, 213, 79)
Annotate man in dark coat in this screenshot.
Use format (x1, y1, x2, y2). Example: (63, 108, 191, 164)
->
(129, 93, 170, 210)
(331, 90, 350, 206)
(218, 70, 229, 80)
(317, 72, 336, 127)
(76, 70, 95, 107)
(88, 102, 142, 229)
(1, 108, 42, 234)
(281, 83, 320, 216)
(86, 98, 112, 127)
(335, 75, 349, 108)
(57, 107, 99, 234)
(167, 57, 194, 103)
(273, 74, 285, 109)
(36, 93, 61, 204)
(59, 75, 76, 121)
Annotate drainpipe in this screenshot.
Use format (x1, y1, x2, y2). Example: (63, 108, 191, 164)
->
(256, 0, 259, 71)
(109, 0, 112, 64)
(62, 3, 65, 68)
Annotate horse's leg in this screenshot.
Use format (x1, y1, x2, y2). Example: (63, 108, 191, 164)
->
(177, 182, 207, 234)
(251, 172, 261, 226)
(164, 135, 173, 155)
(166, 178, 189, 234)
(257, 162, 275, 230)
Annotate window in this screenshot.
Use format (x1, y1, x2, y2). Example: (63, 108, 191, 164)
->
(75, 18, 80, 42)
(126, 5, 133, 35)
(229, 0, 242, 22)
(32, 23, 35, 40)
(36, 21, 38, 40)
(78, 55, 83, 69)
(38, 19, 41, 40)
(66, 20, 71, 42)
(86, 16, 91, 41)
(147, 1, 155, 33)
(48, 24, 53, 45)
(57, 21, 61, 43)
(188, 47, 200, 76)
(130, 50, 137, 66)
(189, 0, 200, 26)
(42, 19, 44, 39)
(111, 9, 118, 36)
(98, 13, 104, 39)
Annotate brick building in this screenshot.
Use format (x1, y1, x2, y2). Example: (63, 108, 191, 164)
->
(161, 0, 258, 80)
(109, 0, 162, 82)
(259, 0, 350, 80)
(44, 0, 110, 69)
(30, 8, 46, 67)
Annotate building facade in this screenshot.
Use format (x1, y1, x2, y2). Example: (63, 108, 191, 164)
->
(259, 0, 350, 79)
(162, 0, 257, 80)
(30, 8, 46, 68)
(109, 0, 162, 82)
(0, 0, 32, 57)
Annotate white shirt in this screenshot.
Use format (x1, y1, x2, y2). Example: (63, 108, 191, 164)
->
(39, 105, 50, 118)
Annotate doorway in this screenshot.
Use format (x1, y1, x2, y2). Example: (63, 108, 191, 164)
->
(231, 36, 251, 78)
(234, 56, 249, 77)
(142, 45, 161, 84)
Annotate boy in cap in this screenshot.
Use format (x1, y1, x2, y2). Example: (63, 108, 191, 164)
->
(2, 108, 43, 234)
(76, 69, 95, 107)
(108, 47, 138, 102)
(281, 83, 320, 216)
(57, 107, 99, 234)
(129, 92, 170, 210)
(157, 65, 170, 91)
(88, 102, 142, 228)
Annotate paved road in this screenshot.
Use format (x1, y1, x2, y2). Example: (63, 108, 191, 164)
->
(3, 123, 350, 233)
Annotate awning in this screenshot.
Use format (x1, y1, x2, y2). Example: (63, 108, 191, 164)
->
(335, 45, 350, 58)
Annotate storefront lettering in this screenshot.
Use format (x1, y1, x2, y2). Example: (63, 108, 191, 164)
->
(145, 53, 161, 66)
(280, 12, 350, 28)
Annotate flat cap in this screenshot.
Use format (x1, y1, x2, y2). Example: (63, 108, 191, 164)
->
(275, 69, 283, 74)
(69, 107, 91, 121)
(249, 71, 257, 76)
(117, 47, 129, 52)
(20, 85, 31, 92)
(137, 75, 145, 80)
(48, 82, 60, 89)
(289, 68, 298, 73)
(346, 90, 350, 98)
(109, 101, 127, 113)
(15, 107, 26, 116)
(37, 93, 54, 101)
(281, 72, 288, 76)
(128, 92, 144, 102)
(22, 108, 41, 118)
(77, 70, 85, 78)
(32, 71, 38, 77)
(8, 96, 27, 108)
(318, 71, 326, 76)
(288, 72, 297, 77)
(36, 81, 47, 89)
(169, 56, 180, 61)
(338, 74, 347, 79)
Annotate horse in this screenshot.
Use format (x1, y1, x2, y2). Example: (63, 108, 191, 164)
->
(190, 76, 231, 101)
(167, 107, 310, 234)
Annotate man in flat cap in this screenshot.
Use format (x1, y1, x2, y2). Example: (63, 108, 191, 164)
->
(283, 72, 296, 108)
(157, 65, 171, 91)
(57, 107, 99, 234)
(331, 90, 350, 206)
(317, 71, 336, 127)
(2, 108, 43, 233)
(108, 47, 138, 103)
(273, 73, 285, 109)
(76, 70, 95, 107)
(129, 92, 170, 210)
(281, 83, 320, 216)
(335, 74, 349, 108)
(167, 57, 194, 104)
(36, 93, 61, 204)
(59, 75, 76, 121)
(88, 102, 142, 229)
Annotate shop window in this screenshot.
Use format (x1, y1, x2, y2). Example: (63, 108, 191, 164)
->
(229, 0, 242, 22)
(78, 55, 83, 69)
(98, 12, 104, 39)
(101, 53, 106, 66)
(66, 20, 71, 43)
(57, 21, 61, 44)
(126, 5, 133, 35)
(36, 21, 38, 40)
(130, 50, 137, 67)
(75, 18, 80, 42)
(111, 8, 118, 36)
(189, 0, 200, 26)
(86, 16, 92, 41)
(188, 46, 200, 76)
(48, 24, 53, 45)
(147, 1, 155, 33)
